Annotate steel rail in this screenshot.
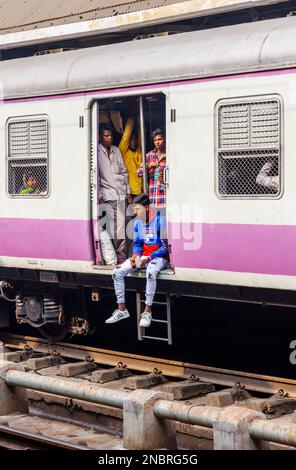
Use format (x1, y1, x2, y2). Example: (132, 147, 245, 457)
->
(0, 423, 92, 450)
(153, 400, 296, 447)
(153, 400, 220, 428)
(249, 420, 296, 448)
(4, 369, 129, 409)
(1, 333, 296, 397)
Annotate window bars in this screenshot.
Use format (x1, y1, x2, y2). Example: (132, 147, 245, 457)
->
(7, 117, 49, 197)
(217, 98, 281, 198)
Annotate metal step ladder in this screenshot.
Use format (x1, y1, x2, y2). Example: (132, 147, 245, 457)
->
(136, 293, 173, 345)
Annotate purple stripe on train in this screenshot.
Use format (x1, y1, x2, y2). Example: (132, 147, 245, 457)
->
(0, 218, 295, 276)
(0, 218, 93, 261)
(169, 222, 296, 276)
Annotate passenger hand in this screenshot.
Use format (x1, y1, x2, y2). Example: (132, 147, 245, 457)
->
(146, 162, 157, 169)
(130, 254, 140, 268)
(140, 256, 151, 268)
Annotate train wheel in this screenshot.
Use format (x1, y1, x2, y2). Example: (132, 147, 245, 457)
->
(38, 324, 68, 342)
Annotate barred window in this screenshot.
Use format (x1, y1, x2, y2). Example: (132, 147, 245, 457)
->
(216, 97, 281, 198)
(7, 116, 49, 196)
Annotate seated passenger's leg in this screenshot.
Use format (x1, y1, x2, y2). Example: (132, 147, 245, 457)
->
(105, 260, 136, 324)
(145, 258, 169, 306)
(113, 259, 135, 305)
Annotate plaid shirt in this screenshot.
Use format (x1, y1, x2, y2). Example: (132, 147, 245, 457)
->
(138, 150, 166, 207)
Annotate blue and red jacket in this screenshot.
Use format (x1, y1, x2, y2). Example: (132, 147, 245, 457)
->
(133, 212, 169, 260)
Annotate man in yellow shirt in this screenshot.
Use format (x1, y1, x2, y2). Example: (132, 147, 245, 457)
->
(119, 117, 143, 198)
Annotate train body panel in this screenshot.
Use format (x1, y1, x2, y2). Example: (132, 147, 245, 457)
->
(0, 95, 95, 266)
(0, 71, 295, 288)
(0, 15, 296, 334)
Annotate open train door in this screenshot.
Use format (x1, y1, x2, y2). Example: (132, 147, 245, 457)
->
(89, 92, 170, 267)
(90, 100, 102, 265)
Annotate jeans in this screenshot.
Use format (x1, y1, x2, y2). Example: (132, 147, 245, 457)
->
(113, 257, 169, 306)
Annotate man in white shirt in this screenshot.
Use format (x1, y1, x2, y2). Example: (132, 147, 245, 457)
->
(98, 124, 132, 263)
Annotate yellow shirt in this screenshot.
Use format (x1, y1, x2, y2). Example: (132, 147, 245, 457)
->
(119, 119, 143, 195)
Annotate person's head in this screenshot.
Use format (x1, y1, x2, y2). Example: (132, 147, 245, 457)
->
(25, 175, 38, 188)
(129, 132, 138, 151)
(132, 193, 150, 219)
(152, 128, 165, 152)
(99, 124, 113, 149)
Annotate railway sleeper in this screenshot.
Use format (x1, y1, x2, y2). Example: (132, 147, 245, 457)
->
(162, 380, 216, 400)
(237, 396, 296, 418)
(124, 372, 169, 390)
(2, 351, 43, 363)
(123, 373, 217, 400)
(186, 387, 252, 407)
(58, 361, 97, 378)
(92, 367, 132, 384)
(26, 355, 63, 371)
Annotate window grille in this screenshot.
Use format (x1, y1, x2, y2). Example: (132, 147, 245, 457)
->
(217, 98, 281, 197)
(7, 117, 49, 196)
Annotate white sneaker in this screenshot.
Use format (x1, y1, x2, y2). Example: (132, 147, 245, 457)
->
(139, 311, 152, 328)
(105, 309, 130, 324)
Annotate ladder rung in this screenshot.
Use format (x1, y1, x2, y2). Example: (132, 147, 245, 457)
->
(140, 300, 168, 306)
(142, 335, 169, 342)
(137, 292, 172, 345)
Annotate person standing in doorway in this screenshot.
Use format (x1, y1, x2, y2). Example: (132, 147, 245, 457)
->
(119, 117, 143, 199)
(98, 124, 132, 264)
(137, 129, 167, 209)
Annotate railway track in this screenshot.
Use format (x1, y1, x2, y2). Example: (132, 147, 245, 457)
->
(0, 423, 93, 450)
(2, 332, 296, 396)
(1, 333, 296, 450)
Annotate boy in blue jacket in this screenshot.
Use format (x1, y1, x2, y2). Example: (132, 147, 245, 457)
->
(105, 193, 169, 327)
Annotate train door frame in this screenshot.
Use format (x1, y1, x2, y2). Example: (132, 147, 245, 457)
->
(89, 90, 169, 266)
(89, 100, 101, 265)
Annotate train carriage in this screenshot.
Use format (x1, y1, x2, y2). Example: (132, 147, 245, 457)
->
(1, 16, 296, 342)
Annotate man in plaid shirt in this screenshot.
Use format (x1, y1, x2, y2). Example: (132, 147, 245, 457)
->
(137, 129, 166, 208)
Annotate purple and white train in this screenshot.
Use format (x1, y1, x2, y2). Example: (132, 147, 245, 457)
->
(0, 16, 295, 339)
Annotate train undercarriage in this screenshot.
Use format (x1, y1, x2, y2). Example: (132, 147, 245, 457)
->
(1, 266, 296, 346)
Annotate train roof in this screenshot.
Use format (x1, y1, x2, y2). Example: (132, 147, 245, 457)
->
(1, 16, 296, 100)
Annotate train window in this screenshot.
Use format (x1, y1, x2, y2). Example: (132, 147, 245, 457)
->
(6, 116, 49, 197)
(216, 96, 282, 198)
